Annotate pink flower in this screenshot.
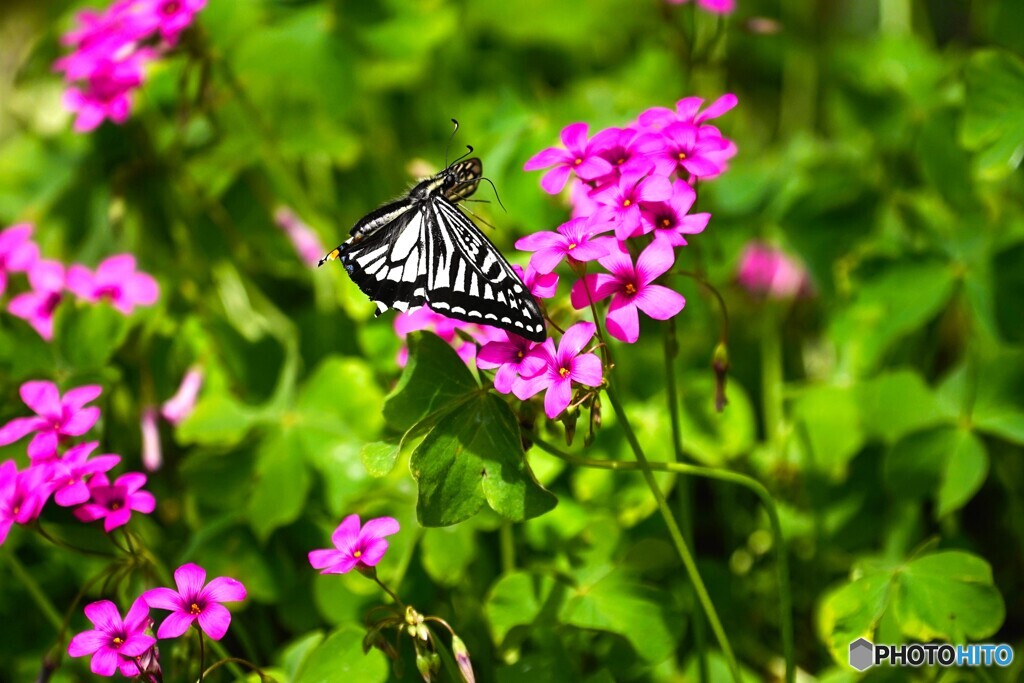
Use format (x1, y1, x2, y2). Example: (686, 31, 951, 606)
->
(0, 223, 39, 296)
(142, 563, 247, 641)
(161, 367, 203, 425)
(639, 178, 711, 245)
(62, 53, 150, 133)
(0, 381, 102, 461)
(308, 514, 400, 574)
(592, 169, 673, 240)
(638, 94, 739, 129)
(524, 122, 614, 194)
(67, 254, 159, 315)
(514, 217, 616, 274)
(67, 597, 157, 678)
(646, 122, 734, 180)
(7, 259, 65, 340)
(589, 127, 657, 184)
(476, 331, 545, 394)
(512, 264, 559, 300)
(736, 242, 811, 299)
(570, 241, 686, 343)
(74, 472, 156, 532)
(274, 207, 326, 267)
(141, 407, 162, 472)
(49, 442, 121, 507)
(147, 0, 207, 44)
(0, 461, 52, 545)
(666, 0, 736, 15)
(515, 322, 603, 418)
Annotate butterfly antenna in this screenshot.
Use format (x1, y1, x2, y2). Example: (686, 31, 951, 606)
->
(450, 144, 474, 167)
(460, 203, 500, 232)
(444, 119, 460, 167)
(479, 177, 507, 212)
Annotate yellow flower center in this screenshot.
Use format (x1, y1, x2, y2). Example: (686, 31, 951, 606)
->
(559, 367, 570, 378)
(622, 199, 632, 207)
(574, 158, 583, 166)
(113, 637, 124, 647)
(677, 151, 687, 160)
(661, 218, 671, 228)
(190, 603, 201, 615)
(568, 242, 577, 249)
(353, 550, 362, 558)
(625, 283, 637, 295)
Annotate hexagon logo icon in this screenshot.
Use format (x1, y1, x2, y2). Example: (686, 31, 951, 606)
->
(849, 638, 874, 671)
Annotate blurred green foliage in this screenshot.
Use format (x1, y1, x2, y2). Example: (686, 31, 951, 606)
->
(1, 0, 1023, 681)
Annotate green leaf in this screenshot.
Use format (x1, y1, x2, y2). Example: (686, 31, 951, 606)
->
(794, 384, 863, 478)
(892, 552, 1005, 642)
(360, 439, 401, 478)
(676, 375, 756, 465)
(939, 350, 1024, 445)
(411, 392, 557, 526)
(54, 302, 130, 370)
(830, 261, 956, 374)
(962, 50, 1024, 179)
(249, 430, 311, 541)
(294, 624, 388, 683)
(858, 369, 950, 443)
(884, 426, 988, 516)
(485, 571, 559, 647)
(383, 332, 479, 432)
(177, 393, 257, 447)
(421, 524, 478, 587)
(818, 551, 1005, 664)
(559, 569, 681, 663)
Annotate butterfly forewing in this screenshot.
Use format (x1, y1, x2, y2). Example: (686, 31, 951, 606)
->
(322, 157, 546, 342)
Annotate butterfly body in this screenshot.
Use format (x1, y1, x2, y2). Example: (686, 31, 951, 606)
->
(320, 158, 546, 342)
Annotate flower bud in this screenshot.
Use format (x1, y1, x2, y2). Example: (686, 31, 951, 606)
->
(451, 635, 475, 683)
(712, 341, 729, 412)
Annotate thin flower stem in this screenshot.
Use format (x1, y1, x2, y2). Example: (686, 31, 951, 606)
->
(371, 572, 406, 609)
(530, 435, 795, 683)
(761, 306, 785, 450)
(197, 627, 206, 683)
(200, 657, 272, 682)
(32, 523, 116, 558)
(663, 320, 708, 683)
(3, 552, 63, 631)
(602, 381, 742, 683)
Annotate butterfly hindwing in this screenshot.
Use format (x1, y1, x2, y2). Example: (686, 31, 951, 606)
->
(323, 156, 547, 342)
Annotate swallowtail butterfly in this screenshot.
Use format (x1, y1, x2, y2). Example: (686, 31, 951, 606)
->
(319, 152, 547, 342)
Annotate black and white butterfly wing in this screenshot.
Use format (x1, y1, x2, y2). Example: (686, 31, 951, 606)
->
(421, 196, 545, 340)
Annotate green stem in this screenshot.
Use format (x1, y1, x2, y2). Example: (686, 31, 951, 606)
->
(664, 322, 709, 683)
(3, 552, 63, 631)
(201, 657, 272, 682)
(370, 571, 406, 609)
(761, 306, 785, 451)
(531, 436, 795, 683)
(602, 382, 742, 682)
(500, 521, 516, 574)
(198, 627, 206, 683)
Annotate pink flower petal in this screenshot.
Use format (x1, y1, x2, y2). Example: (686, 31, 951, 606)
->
(119, 633, 156, 657)
(103, 506, 132, 531)
(359, 538, 390, 566)
(174, 563, 207, 599)
(606, 299, 640, 343)
(197, 602, 232, 640)
(62, 385, 102, 411)
(360, 516, 401, 541)
(331, 514, 362, 550)
(142, 587, 181, 612)
(543, 380, 573, 419)
(67, 629, 107, 657)
(0, 417, 46, 446)
(62, 406, 101, 436)
(558, 322, 596, 359)
(156, 611, 195, 639)
(84, 600, 122, 631)
(540, 166, 573, 195)
(202, 576, 247, 603)
(571, 353, 603, 387)
(635, 240, 676, 285)
(560, 122, 589, 152)
(523, 147, 568, 171)
(89, 647, 119, 676)
(65, 265, 97, 300)
(27, 432, 59, 461)
(634, 285, 686, 320)
(308, 549, 344, 571)
(20, 381, 61, 419)
(124, 272, 159, 308)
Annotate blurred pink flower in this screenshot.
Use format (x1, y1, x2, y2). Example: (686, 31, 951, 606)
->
(49, 441, 121, 507)
(570, 240, 685, 343)
(515, 322, 603, 418)
(524, 122, 613, 194)
(141, 408, 162, 472)
(0, 381, 102, 460)
(666, 0, 736, 15)
(638, 94, 739, 129)
(1, 460, 52, 545)
(67, 254, 159, 314)
(476, 331, 544, 395)
(394, 305, 477, 367)
(309, 514, 400, 574)
(737, 242, 811, 299)
(7, 259, 65, 340)
(143, 562, 247, 641)
(0, 223, 39, 296)
(639, 178, 711, 245)
(514, 217, 615, 274)
(74, 472, 155, 532)
(67, 597, 157, 678)
(592, 169, 673, 240)
(512, 264, 559, 300)
(274, 207, 326, 267)
(62, 53, 150, 132)
(161, 367, 203, 425)
(147, 0, 207, 43)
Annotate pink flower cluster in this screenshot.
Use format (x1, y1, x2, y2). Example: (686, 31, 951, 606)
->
(68, 562, 246, 677)
(0, 381, 155, 546)
(309, 513, 400, 575)
(0, 224, 159, 340)
(736, 242, 812, 300)
(55, 0, 206, 132)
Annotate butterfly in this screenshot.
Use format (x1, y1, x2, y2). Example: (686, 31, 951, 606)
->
(319, 153, 547, 342)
